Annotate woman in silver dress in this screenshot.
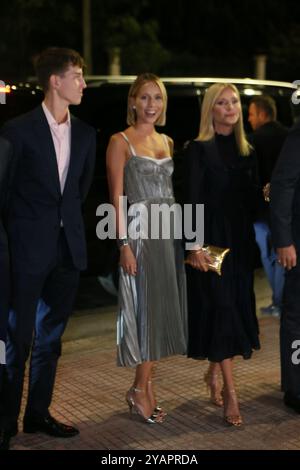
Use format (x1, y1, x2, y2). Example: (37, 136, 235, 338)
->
(106, 73, 187, 423)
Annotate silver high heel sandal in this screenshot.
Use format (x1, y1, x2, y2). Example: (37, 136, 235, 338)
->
(147, 381, 167, 417)
(125, 388, 163, 424)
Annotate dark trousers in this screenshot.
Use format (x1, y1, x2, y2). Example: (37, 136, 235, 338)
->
(1, 230, 80, 427)
(280, 262, 300, 394)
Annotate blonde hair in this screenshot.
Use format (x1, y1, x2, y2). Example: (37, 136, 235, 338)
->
(127, 73, 167, 126)
(197, 83, 252, 156)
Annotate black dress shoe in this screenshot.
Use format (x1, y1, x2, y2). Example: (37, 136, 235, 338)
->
(284, 391, 300, 413)
(23, 414, 79, 438)
(0, 424, 18, 451)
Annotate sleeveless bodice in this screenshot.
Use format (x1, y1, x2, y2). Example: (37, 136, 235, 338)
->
(124, 156, 174, 204)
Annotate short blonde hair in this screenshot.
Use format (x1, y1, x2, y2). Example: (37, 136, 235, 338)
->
(127, 73, 167, 126)
(197, 83, 252, 156)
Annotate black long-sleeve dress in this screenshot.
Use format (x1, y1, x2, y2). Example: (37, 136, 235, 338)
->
(0, 137, 11, 367)
(185, 133, 260, 362)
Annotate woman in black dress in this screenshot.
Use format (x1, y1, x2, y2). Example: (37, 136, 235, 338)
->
(0, 137, 11, 386)
(185, 83, 260, 426)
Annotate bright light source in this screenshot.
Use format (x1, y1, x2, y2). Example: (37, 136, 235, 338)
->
(0, 85, 11, 93)
(244, 88, 262, 96)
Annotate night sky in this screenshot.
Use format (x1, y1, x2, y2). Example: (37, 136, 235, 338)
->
(1, 0, 300, 81)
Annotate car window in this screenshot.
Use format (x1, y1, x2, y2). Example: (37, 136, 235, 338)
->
(0, 87, 43, 127)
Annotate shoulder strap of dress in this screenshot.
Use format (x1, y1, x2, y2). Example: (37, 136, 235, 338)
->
(161, 133, 170, 155)
(119, 132, 136, 157)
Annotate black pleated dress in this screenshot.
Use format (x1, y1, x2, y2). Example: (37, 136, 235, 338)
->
(185, 133, 260, 362)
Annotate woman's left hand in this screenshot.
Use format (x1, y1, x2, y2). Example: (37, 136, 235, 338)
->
(186, 250, 212, 271)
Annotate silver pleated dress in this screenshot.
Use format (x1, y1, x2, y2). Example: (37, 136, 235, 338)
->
(117, 133, 187, 367)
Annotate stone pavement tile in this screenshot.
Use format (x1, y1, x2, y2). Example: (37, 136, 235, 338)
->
(7, 312, 300, 450)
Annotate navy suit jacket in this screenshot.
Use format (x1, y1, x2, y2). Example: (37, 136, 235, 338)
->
(0, 105, 96, 274)
(270, 121, 300, 250)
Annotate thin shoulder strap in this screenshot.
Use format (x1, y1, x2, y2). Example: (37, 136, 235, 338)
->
(119, 132, 136, 157)
(161, 133, 171, 155)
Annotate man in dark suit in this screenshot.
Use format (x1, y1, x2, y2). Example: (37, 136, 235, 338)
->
(270, 121, 300, 413)
(0, 137, 12, 387)
(0, 48, 96, 450)
(248, 95, 288, 317)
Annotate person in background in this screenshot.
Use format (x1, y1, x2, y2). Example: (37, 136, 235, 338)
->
(270, 121, 300, 414)
(185, 83, 260, 427)
(0, 47, 96, 451)
(106, 73, 187, 424)
(0, 137, 12, 396)
(248, 95, 288, 317)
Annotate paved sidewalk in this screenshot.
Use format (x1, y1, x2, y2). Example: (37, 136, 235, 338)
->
(8, 271, 300, 450)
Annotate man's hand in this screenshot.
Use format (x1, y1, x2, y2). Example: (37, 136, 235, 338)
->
(277, 245, 297, 270)
(263, 182, 270, 202)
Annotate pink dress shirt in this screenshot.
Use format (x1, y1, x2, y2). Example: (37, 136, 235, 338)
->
(42, 102, 71, 193)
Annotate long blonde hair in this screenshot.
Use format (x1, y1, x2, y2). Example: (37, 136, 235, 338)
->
(127, 73, 167, 126)
(197, 83, 252, 156)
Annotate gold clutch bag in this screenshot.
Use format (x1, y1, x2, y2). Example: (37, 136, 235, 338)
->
(185, 245, 230, 276)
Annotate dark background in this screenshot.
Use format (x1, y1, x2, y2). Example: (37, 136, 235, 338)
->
(1, 0, 299, 307)
(1, 0, 300, 81)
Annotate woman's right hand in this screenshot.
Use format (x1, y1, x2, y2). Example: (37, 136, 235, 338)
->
(120, 245, 137, 276)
